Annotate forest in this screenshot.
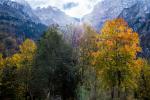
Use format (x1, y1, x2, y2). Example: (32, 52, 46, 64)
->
(0, 18, 150, 100)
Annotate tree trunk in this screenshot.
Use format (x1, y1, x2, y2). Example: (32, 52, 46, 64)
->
(46, 91, 50, 100)
(111, 86, 115, 100)
(118, 71, 121, 99)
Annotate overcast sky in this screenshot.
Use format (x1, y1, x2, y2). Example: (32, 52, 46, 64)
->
(18, 0, 102, 18)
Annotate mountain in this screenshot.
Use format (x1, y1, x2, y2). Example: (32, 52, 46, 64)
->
(0, 0, 47, 56)
(12, 0, 80, 26)
(82, 0, 137, 30)
(0, 0, 47, 39)
(34, 6, 79, 26)
(119, 0, 150, 58)
(11, 0, 41, 23)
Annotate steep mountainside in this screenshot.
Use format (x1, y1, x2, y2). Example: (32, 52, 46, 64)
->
(11, 0, 41, 23)
(82, 0, 137, 30)
(119, 0, 150, 57)
(0, 0, 47, 39)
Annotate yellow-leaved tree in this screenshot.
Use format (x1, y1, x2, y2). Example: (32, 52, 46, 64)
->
(6, 39, 37, 99)
(93, 18, 143, 99)
(0, 39, 37, 99)
(17, 39, 37, 99)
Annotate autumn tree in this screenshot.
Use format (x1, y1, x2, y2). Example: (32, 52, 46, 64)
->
(17, 39, 37, 99)
(0, 39, 36, 99)
(0, 54, 20, 99)
(92, 18, 142, 99)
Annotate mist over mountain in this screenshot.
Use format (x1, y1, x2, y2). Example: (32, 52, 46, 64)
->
(34, 6, 79, 26)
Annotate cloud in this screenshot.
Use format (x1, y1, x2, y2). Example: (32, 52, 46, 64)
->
(63, 2, 79, 10)
(63, 0, 102, 18)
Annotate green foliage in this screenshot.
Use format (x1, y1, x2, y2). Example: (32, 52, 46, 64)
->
(136, 60, 150, 100)
(0, 55, 19, 100)
(31, 26, 77, 99)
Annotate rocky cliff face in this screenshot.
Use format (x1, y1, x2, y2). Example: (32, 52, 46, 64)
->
(82, 0, 137, 30)
(119, 0, 150, 58)
(10, 0, 41, 23)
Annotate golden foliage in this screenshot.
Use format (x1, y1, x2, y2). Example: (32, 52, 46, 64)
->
(0, 39, 37, 69)
(19, 39, 37, 62)
(96, 18, 142, 89)
(79, 18, 143, 92)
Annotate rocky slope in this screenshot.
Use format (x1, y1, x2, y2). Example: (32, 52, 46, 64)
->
(119, 0, 150, 57)
(82, 0, 137, 30)
(12, 0, 41, 23)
